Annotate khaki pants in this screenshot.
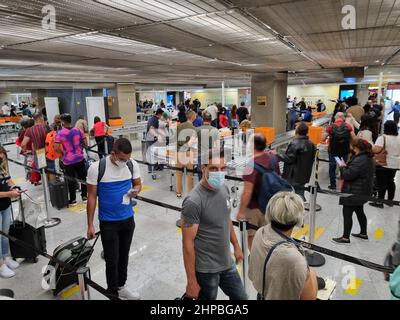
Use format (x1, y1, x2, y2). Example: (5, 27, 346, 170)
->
(244, 208, 267, 236)
(176, 151, 194, 195)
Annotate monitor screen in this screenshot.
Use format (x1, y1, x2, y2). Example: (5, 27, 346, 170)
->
(340, 89, 355, 100)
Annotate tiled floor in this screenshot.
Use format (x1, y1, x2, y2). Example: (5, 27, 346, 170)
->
(1, 141, 399, 300)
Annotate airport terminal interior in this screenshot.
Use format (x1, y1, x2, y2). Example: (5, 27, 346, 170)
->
(0, 0, 400, 301)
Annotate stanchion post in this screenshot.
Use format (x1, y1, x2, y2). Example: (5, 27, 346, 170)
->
(77, 266, 91, 300)
(41, 168, 61, 228)
(238, 219, 248, 293)
(305, 184, 326, 267)
(304, 149, 325, 266)
(183, 166, 187, 196)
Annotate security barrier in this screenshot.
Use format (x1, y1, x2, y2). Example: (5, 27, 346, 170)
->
(3, 156, 398, 300)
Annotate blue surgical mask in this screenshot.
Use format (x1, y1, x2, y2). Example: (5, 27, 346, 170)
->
(207, 171, 226, 189)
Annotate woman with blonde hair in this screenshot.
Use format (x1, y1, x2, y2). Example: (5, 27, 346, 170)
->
(0, 146, 21, 278)
(249, 192, 318, 300)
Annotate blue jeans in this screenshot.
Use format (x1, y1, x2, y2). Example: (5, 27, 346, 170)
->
(46, 159, 56, 172)
(0, 206, 11, 259)
(196, 263, 248, 300)
(329, 153, 348, 188)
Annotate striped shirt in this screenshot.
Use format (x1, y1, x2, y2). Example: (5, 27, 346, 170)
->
(25, 124, 48, 151)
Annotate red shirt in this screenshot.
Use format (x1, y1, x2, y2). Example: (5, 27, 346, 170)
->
(16, 129, 32, 154)
(242, 151, 281, 209)
(326, 119, 353, 135)
(93, 121, 106, 137)
(25, 124, 48, 151)
(219, 114, 229, 128)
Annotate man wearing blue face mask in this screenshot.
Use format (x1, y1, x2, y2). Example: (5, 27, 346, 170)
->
(86, 138, 142, 300)
(181, 150, 247, 300)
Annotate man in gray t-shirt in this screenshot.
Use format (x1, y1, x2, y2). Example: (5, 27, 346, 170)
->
(196, 112, 220, 180)
(181, 151, 247, 300)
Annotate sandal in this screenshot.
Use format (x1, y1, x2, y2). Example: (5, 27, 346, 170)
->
(176, 193, 182, 199)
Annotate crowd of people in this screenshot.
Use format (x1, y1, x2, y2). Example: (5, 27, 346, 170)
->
(0, 94, 399, 300)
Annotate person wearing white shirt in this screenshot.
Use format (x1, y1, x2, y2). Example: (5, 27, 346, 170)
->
(1, 103, 10, 116)
(357, 115, 373, 144)
(370, 120, 400, 208)
(205, 104, 218, 121)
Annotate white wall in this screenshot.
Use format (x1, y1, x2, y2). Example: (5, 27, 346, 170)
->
(287, 84, 340, 112)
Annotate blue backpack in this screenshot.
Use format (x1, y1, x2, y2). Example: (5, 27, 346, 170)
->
(254, 158, 293, 214)
(390, 266, 400, 300)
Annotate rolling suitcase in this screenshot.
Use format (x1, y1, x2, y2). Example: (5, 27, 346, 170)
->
(9, 199, 46, 263)
(44, 234, 99, 296)
(49, 180, 69, 209)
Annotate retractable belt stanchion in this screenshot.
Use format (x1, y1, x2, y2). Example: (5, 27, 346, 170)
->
(305, 150, 325, 267)
(77, 266, 91, 300)
(238, 219, 249, 293)
(304, 149, 322, 212)
(38, 152, 61, 228)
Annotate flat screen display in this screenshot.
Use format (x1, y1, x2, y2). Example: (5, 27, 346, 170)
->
(340, 89, 355, 100)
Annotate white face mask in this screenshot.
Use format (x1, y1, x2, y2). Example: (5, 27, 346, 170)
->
(117, 160, 128, 169)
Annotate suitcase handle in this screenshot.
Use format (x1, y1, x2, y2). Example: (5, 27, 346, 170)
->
(10, 197, 25, 228)
(68, 232, 101, 270)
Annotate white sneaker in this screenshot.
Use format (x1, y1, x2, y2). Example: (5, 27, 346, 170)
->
(118, 286, 140, 300)
(4, 257, 19, 270)
(0, 264, 15, 278)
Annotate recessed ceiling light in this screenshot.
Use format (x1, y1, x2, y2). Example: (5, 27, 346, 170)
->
(209, 44, 213, 47)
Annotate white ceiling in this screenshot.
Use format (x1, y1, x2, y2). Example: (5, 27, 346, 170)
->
(0, 0, 399, 88)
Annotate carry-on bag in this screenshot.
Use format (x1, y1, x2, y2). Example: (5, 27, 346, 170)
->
(9, 197, 46, 263)
(49, 179, 69, 210)
(44, 234, 99, 296)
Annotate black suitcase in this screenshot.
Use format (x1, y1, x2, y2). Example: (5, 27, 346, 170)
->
(44, 235, 99, 296)
(49, 180, 69, 209)
(9, 199, 46, 263)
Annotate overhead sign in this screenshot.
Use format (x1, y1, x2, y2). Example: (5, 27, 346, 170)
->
(256, 96, 267, 106)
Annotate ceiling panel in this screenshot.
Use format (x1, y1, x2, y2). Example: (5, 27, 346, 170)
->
(0, 48, 89, 63)
(0, 0, 150, 30)
(0, 0, 398, 86)
(10, 40, 136, 60)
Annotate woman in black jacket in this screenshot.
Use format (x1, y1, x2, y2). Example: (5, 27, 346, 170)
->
(333, 139, 375, 244)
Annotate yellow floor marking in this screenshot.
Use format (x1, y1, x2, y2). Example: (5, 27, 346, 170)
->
(67, 203, 87, 214)
(344, 278, 362, 296)
(13, 177, 24, 184)
(313, 227, 326, 241)
(374, 228, 384, 239)
(292, 224, 325, 241)
(176, 228, 182, 233)
(141, 185, 153, 193)
(292, 224, 310, 240)
(61, 285, 80, 299)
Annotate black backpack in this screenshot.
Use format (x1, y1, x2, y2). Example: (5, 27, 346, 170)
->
(330, 123, 350, 156)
